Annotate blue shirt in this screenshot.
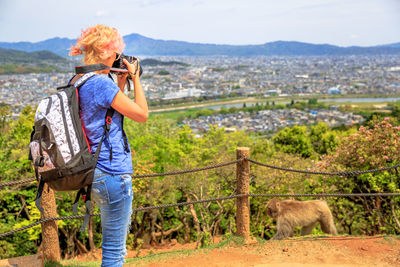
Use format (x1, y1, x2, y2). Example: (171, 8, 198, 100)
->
(77, 74, 133, 174)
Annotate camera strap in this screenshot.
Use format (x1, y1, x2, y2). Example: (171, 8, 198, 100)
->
(75, 64, 128, 74)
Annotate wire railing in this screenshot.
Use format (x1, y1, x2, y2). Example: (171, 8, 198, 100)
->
(246, 158, 400, 176)
(0, 156, 399, 238)
(1, 158, 399, 189)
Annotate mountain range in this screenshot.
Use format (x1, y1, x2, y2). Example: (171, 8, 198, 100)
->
(0, 47, 66, 63)
(0, 34, 399, 57)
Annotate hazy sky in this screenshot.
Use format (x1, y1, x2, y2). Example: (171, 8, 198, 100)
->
(0, 0, 399, 46)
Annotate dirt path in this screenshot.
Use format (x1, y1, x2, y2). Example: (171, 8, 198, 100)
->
(124, 236, 400, 267)
(69, 236, 400, 266)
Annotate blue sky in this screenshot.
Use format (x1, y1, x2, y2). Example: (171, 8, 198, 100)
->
(0, 0, 399, 46)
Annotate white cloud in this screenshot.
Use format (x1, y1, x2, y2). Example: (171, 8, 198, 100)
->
(95, 10, 108, 17)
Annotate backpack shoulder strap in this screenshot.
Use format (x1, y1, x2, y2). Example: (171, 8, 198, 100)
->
(121, 116, 129, 152)
(75, 64, 128, 74)
(34, 179, 45, 213)
(75, 64, 109, 74)
(79, 184, 92, 232)
(74, 72, 97, 88)
(104, 108, 114, 161)
(68, 74, 82, 86)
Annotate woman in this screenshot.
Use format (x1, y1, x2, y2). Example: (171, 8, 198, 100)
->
(69, 24, 148, 266)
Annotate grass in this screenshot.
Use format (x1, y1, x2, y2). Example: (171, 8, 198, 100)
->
(148, 93, 400, 111)
(125, 247, 198, 266)
(294, 234, 334, 240)
(45, 261, 100, 267)
(150, 108, 200, 121)
(148, 94, 397, 122)
(377, 235, 399, 245)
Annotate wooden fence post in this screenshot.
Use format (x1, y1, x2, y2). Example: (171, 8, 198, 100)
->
(40, 183, 61, 262)
(236, 147, 250, 240)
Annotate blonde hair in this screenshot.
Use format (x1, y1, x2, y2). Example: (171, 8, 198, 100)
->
(69, 24, 125, 65)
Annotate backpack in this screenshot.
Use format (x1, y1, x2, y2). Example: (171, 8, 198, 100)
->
(29, 66, 126, 231)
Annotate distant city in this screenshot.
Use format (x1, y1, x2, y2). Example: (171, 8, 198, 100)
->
(183, 109, 365, 134)
(1, 55, 399, 131)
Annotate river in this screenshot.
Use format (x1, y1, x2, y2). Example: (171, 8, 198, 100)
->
(200, 97, 400, 110)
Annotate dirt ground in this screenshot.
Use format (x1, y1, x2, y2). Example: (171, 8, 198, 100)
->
(73, 236, 400, 267)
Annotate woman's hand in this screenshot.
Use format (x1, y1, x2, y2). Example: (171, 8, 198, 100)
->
(111, 57, 148, 123)
(116, 73, 129, 91)
(123, 58, 140, 81)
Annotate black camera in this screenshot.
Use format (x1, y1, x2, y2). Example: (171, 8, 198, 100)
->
(111, 54, 143, 78)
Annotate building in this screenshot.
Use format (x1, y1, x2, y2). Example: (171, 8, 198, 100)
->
(162, 88, 203, 100)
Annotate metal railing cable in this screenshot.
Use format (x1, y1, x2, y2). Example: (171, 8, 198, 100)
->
(1, 158, 399, 189)
(132, 194, 245, 212)
(2, 192, 400, 238)
(0, 213, 99, 238)
(0, 159, 242, 189)
(248, 192, 400, 198)
(131, 159, 242, 178)
(246, 158, 400, 176)
(0, 178, 36, 188)
(0, 194, 245, 238)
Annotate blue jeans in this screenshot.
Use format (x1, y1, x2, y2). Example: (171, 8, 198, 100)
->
(92, 168, 133, 267)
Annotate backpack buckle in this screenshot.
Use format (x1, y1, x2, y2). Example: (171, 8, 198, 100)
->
(34, 156, 45, 167)
(106, 116, 112, 125)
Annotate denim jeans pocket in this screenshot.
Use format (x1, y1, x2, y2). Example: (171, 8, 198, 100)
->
(92, 179, 110, 205)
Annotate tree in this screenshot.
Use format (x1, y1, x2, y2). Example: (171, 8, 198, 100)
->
(318, 118, 400, 235)
(0, 104, 11, 133)
(308, 98, 318, 105)
(309, 122, 339, 154)
(389, 101, 400, 121)
(0, 105, 34, 180)
(158, 70, 170, 75)
(272, 126, 313, 158)
(219, 107, 229, 115)
(0, 106, 39, 259)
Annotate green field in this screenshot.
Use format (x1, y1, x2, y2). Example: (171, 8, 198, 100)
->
(149, 94, 399, 121)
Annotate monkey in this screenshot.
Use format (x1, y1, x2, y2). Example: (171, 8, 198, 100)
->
(266, 198, 337, 240)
